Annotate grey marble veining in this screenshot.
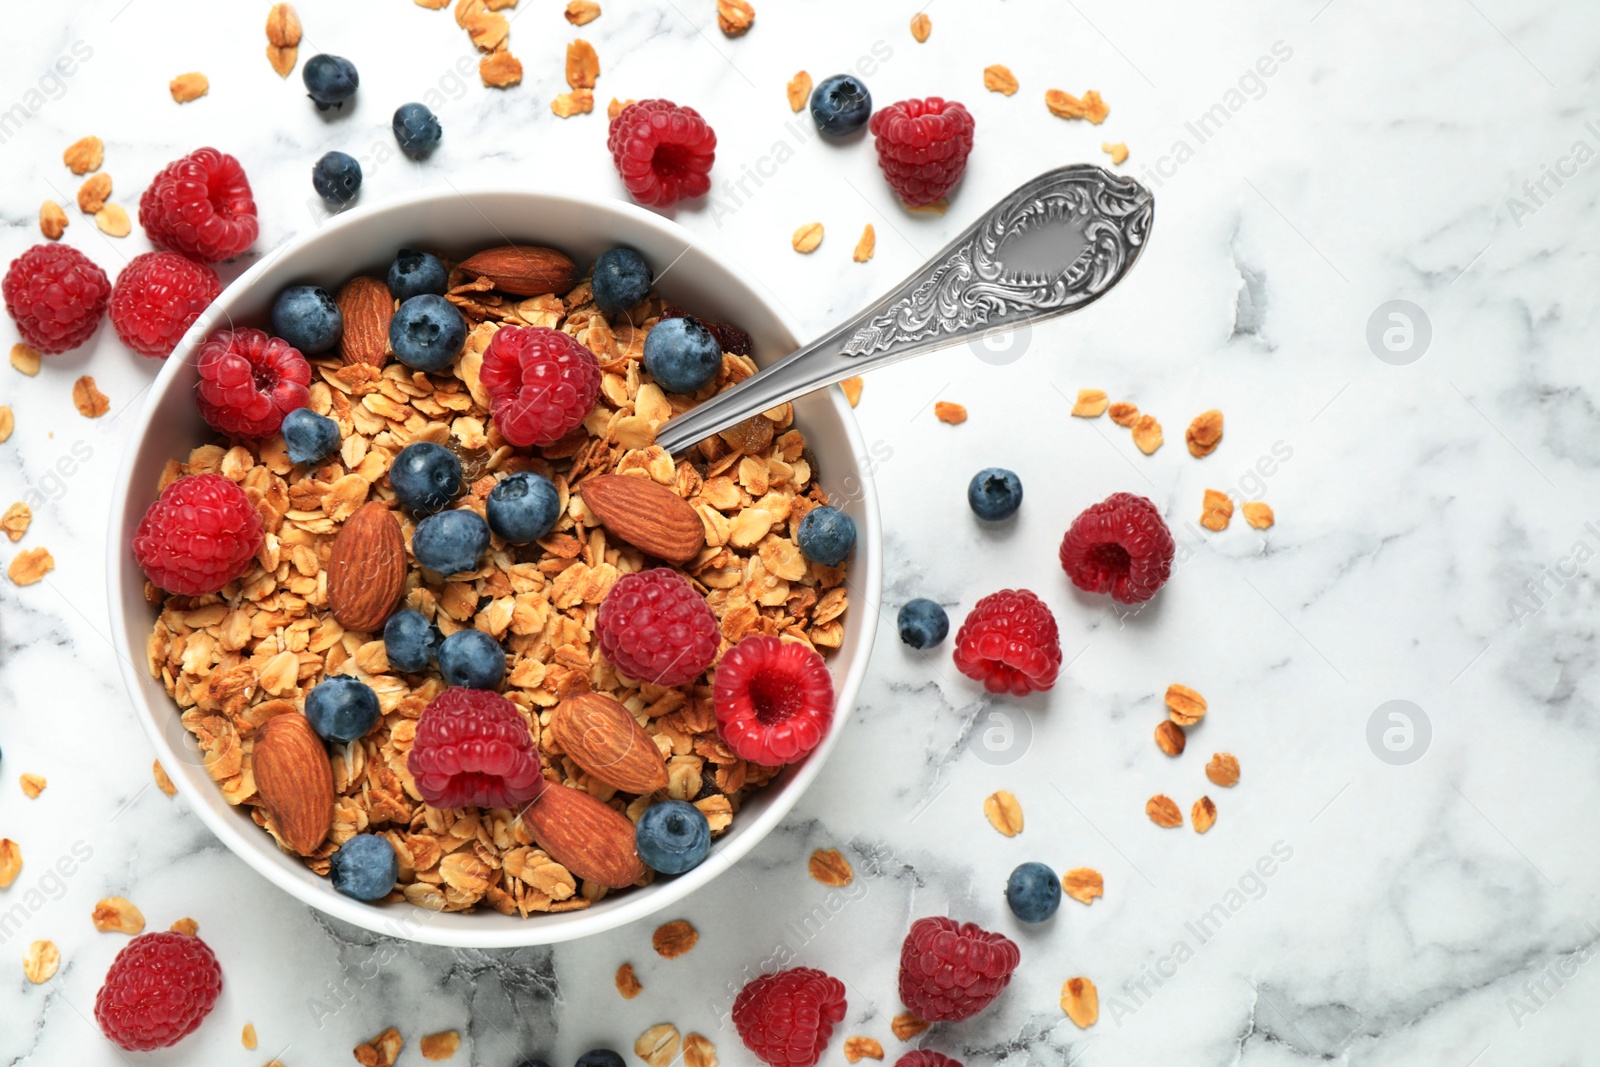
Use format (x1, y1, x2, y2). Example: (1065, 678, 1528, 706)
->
(3, 0, 1600, 1063)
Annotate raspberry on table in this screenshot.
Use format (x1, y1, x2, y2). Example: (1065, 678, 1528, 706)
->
(898, 916, 1020, 1022)
(108, 251, 221, 358)
(94, 931, 223, 1051)
(478, 325, 601, 447)
(407, 688, 545, 809)
(952, 589, 1062, 696)
(2, 243, 110, 354)
(897, 1053, 964, 1067)
(714, 635, 835, 766)
(193, 327, 312, 438)
(133, 473, 264, 596)
(732, 967, 848, 1067)
(138, 147, 260, 262)
(868, 97, 976, 207)
(596, 569, 720, 686)
(607, 99, 717, 208)
(1058, 492, 1175, 604)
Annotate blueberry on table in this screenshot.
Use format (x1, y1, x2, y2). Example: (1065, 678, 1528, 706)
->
(383, 609, 441, 673)
(312, 151, 362, 207)
(390, 294, 466, 372)
(329, 834, 398, 901)
(810, 74, 872, 137)
(305, 675, 381, 743)
(968, 467, 1023, 521)
(411, 509, 490, 577)
(897, 598, 949, 649)
(487, 471, 561, 544)
(797, 505, 856, 565)
(387, 249, 449, 301)
(280, 407, 340, 466)
(437, 629, 506, 690)
(575, 1050, 626, 1067)
(590, 247, 652, 314)
(303, 54, 359, 110)
(389, 441, 464, 514)
(635, 799, 712, 874)
(1005, 861, 1062, 923)
(392, 102, 442, 159)
(270, 285, 342, 355)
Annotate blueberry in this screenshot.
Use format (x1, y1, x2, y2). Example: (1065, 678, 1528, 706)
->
(411, 509, 490, 576)
(635, 800, 712, 874)
(1005, 861, 1062, 923)
(281, 407, 340, 466)
(390, 294, 467, 372)
(591, 248, 652, 314)
(330, 834, 398, 901)
(305, 674, 381, 743)
(387, 249, 449, 301)
(797, 506, 856, 566)
(392, 102, 442, 159)
(643, 317, 721, 394)
(437, 629, 506, 690)
(303, 54, 359, 111)
(897, 598, 949, 649)
(270, 285, 342, 355)
(574, 1053, 625, 1067)
(383, 609, 441, 673)
(810, 74, 872, 137)
(389, 442, 464, 514)
(486, 472, 560, 544)
(968, 468, 1023, 521)
(312, 151, 362, 207)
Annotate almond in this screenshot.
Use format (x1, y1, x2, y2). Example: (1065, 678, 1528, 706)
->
(550, 692, 669, 794)
(518, 783, 646, 888)
(457, 245, 578, 297)
(326, 502, 406, 632)
(337, 276, 393, 367)
(579, 475, 705, 563)
(253, 713, 334, 856)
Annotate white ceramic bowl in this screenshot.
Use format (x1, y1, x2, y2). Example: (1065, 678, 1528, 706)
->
(107, 188, 881, 948)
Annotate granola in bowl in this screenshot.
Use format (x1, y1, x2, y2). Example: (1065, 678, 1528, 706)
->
(139, 241, 851, 919)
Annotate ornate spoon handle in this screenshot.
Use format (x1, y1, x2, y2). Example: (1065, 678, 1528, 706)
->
(656, 163, 1154, 456)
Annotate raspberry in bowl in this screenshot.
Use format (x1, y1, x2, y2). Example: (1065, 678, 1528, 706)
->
(107, 190, 880, 948)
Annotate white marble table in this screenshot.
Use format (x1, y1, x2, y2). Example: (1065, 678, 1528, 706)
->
(4, 0, 1600, 1063)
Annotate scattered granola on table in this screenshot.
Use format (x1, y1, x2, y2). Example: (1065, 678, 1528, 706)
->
(934, 401, 967, 425)
(138, 244, 852, 920)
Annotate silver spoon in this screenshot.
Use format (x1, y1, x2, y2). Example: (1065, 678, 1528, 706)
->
(655, 164, 1155, 456)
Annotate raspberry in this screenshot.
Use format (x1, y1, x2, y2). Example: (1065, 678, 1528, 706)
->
(407, 688, 545, 809)
(897, 1054, 964, 1067)
(868, 97, 975, 207)
(138, 147, 259, 262)
(479, 325, 601, 447)
(952, 589, 1061, 696)
(1059, 492, 1175, 604)
(714, 635, 834, 766)
(607, 99, 718, 208)
(133, 474, 265, 596)
(596, 569, 719, 686)
(94, 931, 222, 1051)
(898, 917, 1020, 1023)
(2, 243, 110, 354)
(193, 328, 312, 438)
(108, 251, 221, 358)
(732, 967, 847, 1067)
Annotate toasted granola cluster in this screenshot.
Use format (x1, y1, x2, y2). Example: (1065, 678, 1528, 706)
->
(145, 260, 849, 917)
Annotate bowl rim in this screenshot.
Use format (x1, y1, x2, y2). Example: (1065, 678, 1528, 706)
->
(105, 185, 882, 947)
